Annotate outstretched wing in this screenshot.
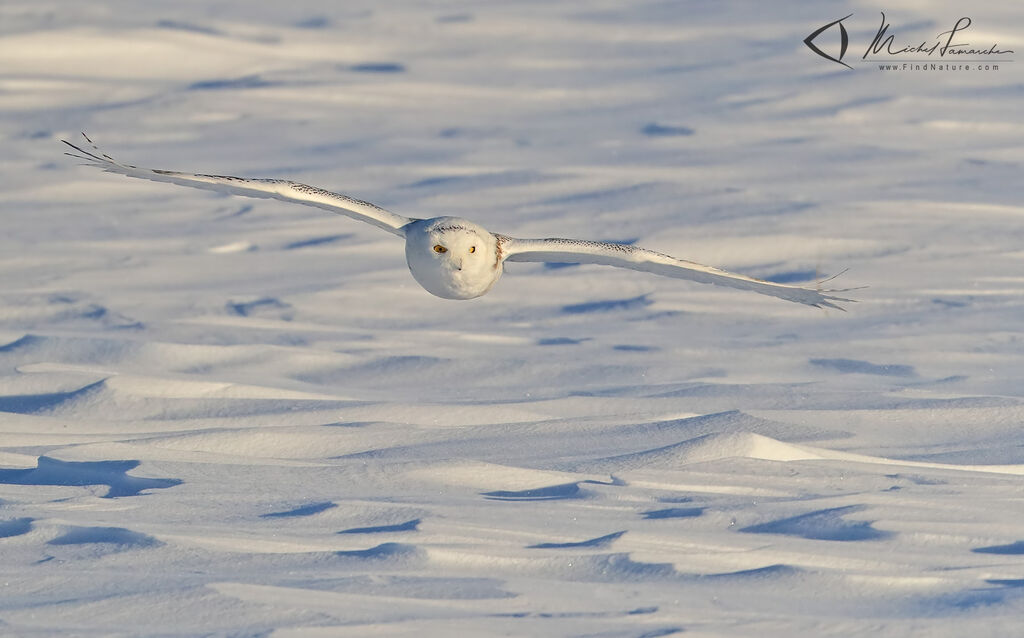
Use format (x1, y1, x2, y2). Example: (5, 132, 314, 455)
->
(499, 236, 855, 310)
(62, 134, 415, 237)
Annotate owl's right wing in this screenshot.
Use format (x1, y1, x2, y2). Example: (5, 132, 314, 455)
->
(63, 134, 416, 237)
(500, 236, 856, 310)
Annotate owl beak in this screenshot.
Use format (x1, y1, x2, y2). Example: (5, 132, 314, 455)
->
(454, 258, 464, 271)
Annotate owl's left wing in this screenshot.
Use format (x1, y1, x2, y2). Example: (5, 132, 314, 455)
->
(499, 236, 855, 310)
(62, 134, 415, 237)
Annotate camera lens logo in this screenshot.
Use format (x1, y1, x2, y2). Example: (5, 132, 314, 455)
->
(804, 14, 853, 69)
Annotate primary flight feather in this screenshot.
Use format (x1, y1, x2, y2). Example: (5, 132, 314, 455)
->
(63, 134, 854, 309)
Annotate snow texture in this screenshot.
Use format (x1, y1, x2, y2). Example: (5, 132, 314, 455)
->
(2, 1, 1024, 636)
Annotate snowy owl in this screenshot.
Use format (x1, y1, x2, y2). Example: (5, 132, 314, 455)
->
(63, 135, 853, 309)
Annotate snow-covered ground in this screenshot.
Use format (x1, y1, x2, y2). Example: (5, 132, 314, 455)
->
(2, 1, 1024, 635)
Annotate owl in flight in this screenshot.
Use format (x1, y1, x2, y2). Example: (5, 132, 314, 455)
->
(64, 135, 852, 310)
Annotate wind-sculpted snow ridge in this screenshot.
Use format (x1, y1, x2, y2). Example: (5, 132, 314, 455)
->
(5, 0, 1024, 635)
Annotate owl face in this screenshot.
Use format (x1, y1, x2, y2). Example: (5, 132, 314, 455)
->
(404, 217, 502, 299)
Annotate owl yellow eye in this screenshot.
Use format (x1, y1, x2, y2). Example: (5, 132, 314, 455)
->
(433, 245, 447, 253)
(469, 246, 476, 253)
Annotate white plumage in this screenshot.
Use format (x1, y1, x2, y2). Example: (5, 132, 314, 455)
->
(63, 135, 854, 309)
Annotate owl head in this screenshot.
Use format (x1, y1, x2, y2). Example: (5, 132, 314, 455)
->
(404, 217, 503, 299)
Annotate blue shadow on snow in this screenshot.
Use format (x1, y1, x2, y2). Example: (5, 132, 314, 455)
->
(974, 541, 1024, 555)
(349, 63, 406, 73)
(0, 517, 33, 539)
(483, 482, 583, 501)
(643, 507, 704, 520)
(562, 295, 652, 315)
(338, 519, 421, 534)
(283, 234, 352, 250)
(0, 379, 105, 414)
(529, 530, 625, 549)
(483, 478, 622, 502)
(739, 505, 893, 542)
(48, 525, 161, 548)
(295, 16, 330, 29)
(988, 579, 1024, 588)
(189, 75, 275, 90)
(261, 502, 337, 518)
(155, 19, 222, 35)
(641, 122, 695, 137)
(225, 297, 291, 317)
(0, 457, 182, 498)
(810, 358, 916, 377)
(703, 564, 803, 580)
(537, 337, 588, 346)
(335, 542, 423, 561)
